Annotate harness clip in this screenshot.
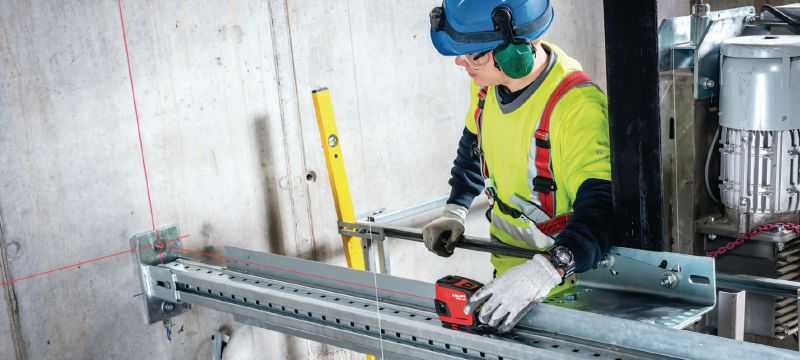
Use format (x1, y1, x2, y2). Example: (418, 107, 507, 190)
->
(534, 130, 550, 149)
(532, 176, 557, 194)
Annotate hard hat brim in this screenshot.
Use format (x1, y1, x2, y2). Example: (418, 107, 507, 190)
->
(430, 28, 502, 56)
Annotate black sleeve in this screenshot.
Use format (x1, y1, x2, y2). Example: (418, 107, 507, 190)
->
(446, 127, 485, 209)
(554, 178, 616, 273)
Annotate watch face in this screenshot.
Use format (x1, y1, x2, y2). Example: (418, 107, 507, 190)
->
(553, 247, 573, 267)
(557, 250, 571, 263)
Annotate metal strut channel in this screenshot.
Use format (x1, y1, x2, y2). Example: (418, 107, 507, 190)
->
(134, 244, 798, 360)
(338, 221, 544, 259)
(153, 260, 582, 359)
(341, 221, 717, 329)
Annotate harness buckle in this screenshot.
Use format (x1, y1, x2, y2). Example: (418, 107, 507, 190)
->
(532, 176, 557, 194)
(470, 140, 481, 158)
(534, 130, 550, 149)
(492, 197, 524, 220)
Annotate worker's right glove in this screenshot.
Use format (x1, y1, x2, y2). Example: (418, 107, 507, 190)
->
(464, 254, 562, 333)
(422, 204, 468, 257)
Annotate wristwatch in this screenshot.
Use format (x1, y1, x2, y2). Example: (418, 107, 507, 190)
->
(546, 246, 575, 279)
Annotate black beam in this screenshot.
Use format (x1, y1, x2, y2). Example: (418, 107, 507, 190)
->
(603, 0, 664, 251)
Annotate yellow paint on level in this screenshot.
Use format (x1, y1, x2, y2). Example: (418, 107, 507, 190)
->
(311, 88, 367, 271)
(312, 88, 375, 360)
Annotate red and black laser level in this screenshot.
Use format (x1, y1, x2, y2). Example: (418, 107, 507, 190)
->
(434, 275, 484, 331)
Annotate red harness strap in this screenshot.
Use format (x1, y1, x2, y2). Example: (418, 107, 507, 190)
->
(534, 71, 593, 219)
(473, 87, 490, 186)
(472, 71, 594, 237)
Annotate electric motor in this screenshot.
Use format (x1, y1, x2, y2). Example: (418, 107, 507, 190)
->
(719, 35, 800, 215)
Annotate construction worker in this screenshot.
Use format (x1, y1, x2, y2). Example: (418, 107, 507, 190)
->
(424, 0, 616, 333)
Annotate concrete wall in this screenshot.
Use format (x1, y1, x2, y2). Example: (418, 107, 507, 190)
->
(0, 1, 607, 359)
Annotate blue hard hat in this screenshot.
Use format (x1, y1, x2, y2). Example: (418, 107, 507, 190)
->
(429, 0, 554, 56)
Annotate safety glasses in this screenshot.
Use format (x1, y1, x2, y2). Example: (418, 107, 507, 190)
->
(459, 50, 493, 70)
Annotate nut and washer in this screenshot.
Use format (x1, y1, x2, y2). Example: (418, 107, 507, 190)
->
(660, 272, 679, 289)
(596, 254, 615, 269)
(162, 302, 175, 313)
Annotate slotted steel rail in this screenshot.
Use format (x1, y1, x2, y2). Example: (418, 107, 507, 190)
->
(135, 245, 797, 360)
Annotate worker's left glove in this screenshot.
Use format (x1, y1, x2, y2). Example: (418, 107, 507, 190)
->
(422, 204, 468, 257)
(463, 254, 561, 333)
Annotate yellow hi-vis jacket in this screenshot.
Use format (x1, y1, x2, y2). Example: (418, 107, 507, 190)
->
(464, 42, 611, 280)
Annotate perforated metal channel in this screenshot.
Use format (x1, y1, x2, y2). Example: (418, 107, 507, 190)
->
(166, 262, 641, 359)
(168, 263, 505, 359)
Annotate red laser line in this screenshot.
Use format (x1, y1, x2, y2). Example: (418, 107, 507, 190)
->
(0, 235, 190, 287)
(118, 0, 164, 265)
(166, 245, 435, 301)
(117, 0, 157, 234)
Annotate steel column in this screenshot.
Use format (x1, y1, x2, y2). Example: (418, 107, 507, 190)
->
(603, 0, 665, 251)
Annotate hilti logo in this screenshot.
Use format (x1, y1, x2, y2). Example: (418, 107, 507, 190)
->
(451, 293, 467, 301)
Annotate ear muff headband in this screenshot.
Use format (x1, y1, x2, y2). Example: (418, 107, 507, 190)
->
(491, 7, 534, 79)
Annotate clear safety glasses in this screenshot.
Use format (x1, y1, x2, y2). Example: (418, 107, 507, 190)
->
(459, 50, 492, 70)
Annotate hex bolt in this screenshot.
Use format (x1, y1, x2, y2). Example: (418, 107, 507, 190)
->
(776, 242, 786, 252)
(702, 78, 715, 89)
(596, 254, 615, 269)
(777, 225, 785, 232)
(154, 241, 166, 252)
(660, 272, 679, 289)
(327, 134, 339, 148)
(162, 302, 175, 313)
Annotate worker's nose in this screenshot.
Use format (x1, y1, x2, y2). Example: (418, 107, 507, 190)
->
(454, 55, 468, 68)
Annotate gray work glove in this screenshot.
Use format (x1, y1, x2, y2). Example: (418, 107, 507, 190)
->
(422, 204, 468, 257)
(463, 254, 561, 333)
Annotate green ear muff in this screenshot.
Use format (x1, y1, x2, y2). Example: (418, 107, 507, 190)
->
(494, 42, 534, 79)
(490, 7, 535, 79)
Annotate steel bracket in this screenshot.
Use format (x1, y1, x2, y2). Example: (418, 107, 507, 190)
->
(338, 221, 387, 242)
(550, 247, 717, 329)
(658, 6, 754, 100)
(130, 224, 188, 324)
